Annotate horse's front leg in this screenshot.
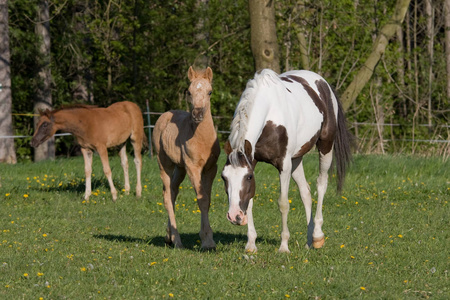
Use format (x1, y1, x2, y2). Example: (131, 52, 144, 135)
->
(189, 165, 216, 250)
(313, 150, 333, 249)
(278, 160, 293, 253)
(119, 145, 130, 195)
(97, 146, 118, 202)
(291, 157, 314, 248)
(81, 148, 93, 200)
(245, 198, 257, 253)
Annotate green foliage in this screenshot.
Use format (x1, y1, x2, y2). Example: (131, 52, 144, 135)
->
(0, 153, 448, 298)
(6, 0, 449, 160)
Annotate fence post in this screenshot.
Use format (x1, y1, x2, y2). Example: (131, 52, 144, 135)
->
(145, 99, 153, 158)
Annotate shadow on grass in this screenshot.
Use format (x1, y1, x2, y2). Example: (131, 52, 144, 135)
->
(93, 232, 277, 251)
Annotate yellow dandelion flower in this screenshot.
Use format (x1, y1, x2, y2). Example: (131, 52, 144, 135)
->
(285, 295, 291, 298)
(80, 267, 86, 272)
(23, 194, 29, 198)
(42, 234, 47, 237)
(398, 234, 403, 238)
(340, 244, 345, 248)
(5, 193, 10, 197)
(360, 287, 366, 291)
(149, 262, 157, 266)
(23, 273, 29, 277)
(169, 293, 174, 298)
(37, 272, 44, 276)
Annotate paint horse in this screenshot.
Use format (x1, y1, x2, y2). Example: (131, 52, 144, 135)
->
(31, 101, 146, 202)
(222, 69, 352, 253)
(153, 66, 220, 250)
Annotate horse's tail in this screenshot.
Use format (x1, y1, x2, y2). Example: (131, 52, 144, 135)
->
(333, 93, 354, 192)
(142, 132, 149, 153)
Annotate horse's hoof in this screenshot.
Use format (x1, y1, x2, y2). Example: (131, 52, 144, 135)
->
(312, 236, 325, 249)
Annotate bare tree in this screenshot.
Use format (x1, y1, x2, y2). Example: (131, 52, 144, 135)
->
(34, 0, 54, 162)
(444, 0, 450, 98)
(249, 0, 280, 73)
(0, 0, 17, 164)
(425, 0, 434, 128)
(341, 0, 411, 111)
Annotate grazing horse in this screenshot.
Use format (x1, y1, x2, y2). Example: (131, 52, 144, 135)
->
(31, 101, 146, 202)
(222, 69, 352, 253)
(152, 66, 220, 250)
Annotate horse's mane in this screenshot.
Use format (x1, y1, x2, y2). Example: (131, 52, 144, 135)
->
(228, 69, 281, 153)
(41, 104, 99, 117)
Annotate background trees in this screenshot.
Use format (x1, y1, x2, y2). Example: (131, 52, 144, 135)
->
(4, 0, 449, 160)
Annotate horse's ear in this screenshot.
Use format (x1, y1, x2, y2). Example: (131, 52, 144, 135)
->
(205, 67, 213, 82)
(224, 140, 232, 155)
(188, 66, 195, 82)
(244, 140, 252, 158)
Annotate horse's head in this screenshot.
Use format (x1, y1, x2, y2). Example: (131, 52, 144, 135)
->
(221, 140, 256, 226)
(187, 66, 213, 123)
(31, 110, 56, 148)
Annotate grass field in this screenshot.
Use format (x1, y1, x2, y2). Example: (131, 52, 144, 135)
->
(0, 152, 448, 299)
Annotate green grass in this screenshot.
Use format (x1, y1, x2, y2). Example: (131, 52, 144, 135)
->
(0, 153, 449, 299)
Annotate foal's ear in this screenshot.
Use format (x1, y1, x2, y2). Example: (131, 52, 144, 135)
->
(244, 140, 252, 158)
(224, 140, 232, 155)
(205, 67, 213, 82)
(188, 66, 195, 82)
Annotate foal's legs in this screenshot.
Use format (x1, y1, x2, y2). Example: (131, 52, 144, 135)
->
(165, 166, 186, 247)
(157, 155, 185, 248)
(97, 146, 118, 202)
(292, 157, 314, 248)
(187, 164, 216, 250)
(313, 150, 333, 248)
(81, 148, 93, 200)
(131, 139, 143, 198)
(198, 165, 217, 250)
(119, 145, 130, 195)
(278, 159, 293, 253)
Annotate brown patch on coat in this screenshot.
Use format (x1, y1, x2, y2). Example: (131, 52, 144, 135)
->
(287, 75, 337, 156)
(254, 121, 288, 172)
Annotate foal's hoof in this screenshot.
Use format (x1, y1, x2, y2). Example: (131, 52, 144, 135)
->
(312, 236, 325, 249)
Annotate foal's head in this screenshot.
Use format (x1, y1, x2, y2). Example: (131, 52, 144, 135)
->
(221, 140, 256, 226)
(31, 110, 56, 148)
(187, 66, 213, 123)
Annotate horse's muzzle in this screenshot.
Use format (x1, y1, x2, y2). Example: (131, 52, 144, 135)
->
(227, 211, 248, 226)
(191, 108, 204, 123)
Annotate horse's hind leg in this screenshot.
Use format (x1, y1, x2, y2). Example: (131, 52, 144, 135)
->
(292, 157, 314, 248)
(97, 146, 118, 202)
(313, 150, 333, 248)
(81, 148, 93, 200)
(131, 134, 143, 198)
(119, 145, 130, 195)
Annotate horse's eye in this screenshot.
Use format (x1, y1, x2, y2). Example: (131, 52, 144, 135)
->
(208, 91, 212, 96)
(187, 91, 191, 96)
(247, 175, 253, 181)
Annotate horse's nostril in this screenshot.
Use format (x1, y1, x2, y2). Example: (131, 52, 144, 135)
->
(235, 214, 241, 222)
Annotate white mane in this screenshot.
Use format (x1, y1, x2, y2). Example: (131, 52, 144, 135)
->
(228, 69, 281, 152)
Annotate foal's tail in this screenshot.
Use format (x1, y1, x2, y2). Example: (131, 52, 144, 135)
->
(333, 93, 354, 192)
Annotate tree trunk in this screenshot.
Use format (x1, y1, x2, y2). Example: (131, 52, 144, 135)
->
(248, 0, 280, 73)
(445, 0, 450, 98)
(194, 0, 209, 69)
(341, 0, 411, 111)
(0, 0, 17, 164)
(425, 0, 434, 128)
(34, 0, 55, 161)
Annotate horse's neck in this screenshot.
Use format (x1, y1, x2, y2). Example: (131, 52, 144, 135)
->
(191, 111, 216, 138)
(53, 110, 88, 136)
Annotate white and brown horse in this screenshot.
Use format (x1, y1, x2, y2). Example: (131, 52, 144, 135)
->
(31, 101, 146, 202)
(153, 66, 220, 250)
(222, 69, 352, 253)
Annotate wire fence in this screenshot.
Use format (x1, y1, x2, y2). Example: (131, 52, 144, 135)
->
(1, 109, 449, 145)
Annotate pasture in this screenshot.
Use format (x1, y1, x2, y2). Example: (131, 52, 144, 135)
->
(0, 153, 448, 299)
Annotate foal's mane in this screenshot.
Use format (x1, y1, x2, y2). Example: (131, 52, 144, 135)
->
(228, 69, 281, 153)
